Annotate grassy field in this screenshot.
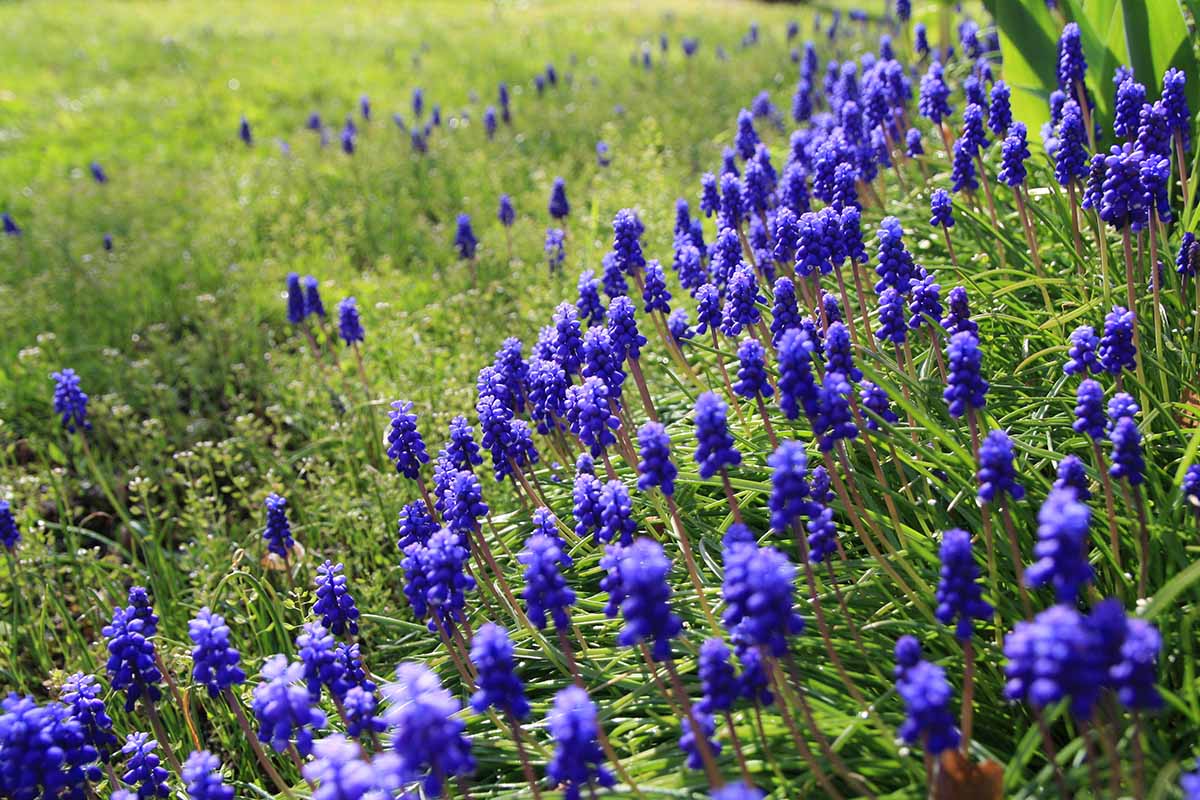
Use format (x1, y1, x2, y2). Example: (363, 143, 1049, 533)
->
(2, 0, 1200, 798)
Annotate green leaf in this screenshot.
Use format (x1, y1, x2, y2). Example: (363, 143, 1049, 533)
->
(989, 0, 1059, 140)
(1122, 0, 1200, 114)
(1143, 558, 1200, 620)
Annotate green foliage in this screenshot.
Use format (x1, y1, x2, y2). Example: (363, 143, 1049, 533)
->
(987, 0, 1199, 142)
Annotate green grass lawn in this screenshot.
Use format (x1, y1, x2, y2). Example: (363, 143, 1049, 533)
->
(2, 0, 1200, 798)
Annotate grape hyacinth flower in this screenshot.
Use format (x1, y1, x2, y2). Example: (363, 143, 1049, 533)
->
(668, 308, 695, 345)
(607, 296, 647, 364)
(988, 80, 1012, 136)
(182, 750, 233, 800)
(386, 400, 430, 479)
(1057, 22, 1088, 94)
(337, 297, 364, 346)
(929, 189, 954, 229)
(1064, 325, 1101, 376)
(103, 603, 163, 712)
(813, 371, 857, 452)
(1109, 416, 1144, 486)
(908, 270, 943, 331)
(997, 122, 1030, 187)
(721, 262, 765, 336)
(722, 541, 804, 656)
(454, 214, 477, 260)
(469, 623, 530, 720)
(1113, 77, 1146, 140)
(565, 377, 620, 457)
(0, 694, 101, 800)
(766, 440, 810, 533)
(777, 328, 820, 422)
(698, 638, 740, 714)
(576, 270, 605, 328)
(859, 381, 898, 430)
(613, 538, 682, 661)
(286, 272, 306, 324)
(520, 532, 576, 630)
(700, 173, 721, 218)
(189, 608, 246, 697)
(60, 672, 118, 763)
(875, 216, 918, 294)
(51, 368, 90, 433)
(950, 139, 978, 193)
(382, 663, 475, 797)
(977, 429, 1024, 504)
(1004, 604, 1103, 719)
(876, 287, 908, 345)
(941, 286, 978, 337)
(637, 422, 677, 496)
(935, 529, 992, 640)
(918, 62, 952, 125)
(642, 259, 671, 314)
(1183, 465, 1200, 512)
(1025, 488, 1093, 602)
(769, 277, 801, 345)
(549, 177, 570, 220)
(1158, 68, 1189, 145)
(0, 500, 20, 551)
(250, 657, 324, 755)
(597, 480, 637, 546)
(554, 302, 586, 377)
(313, 561, 360, 637)
(1072, 378, 1107, 441)
(694, 392, 741, 479)
(303, 276, 326, 320)
(1098, 305, 1137, 375)
(296, 622, 339, 700)
(906, 127, 924, 157)
(734, 338, 772, 400)
(572, 471, 604, 542)
(1055, 101, 1090, 188)
(341, 685, 384, 739)
(943, 331, 988, 418)
(734, 109, 760, 160)
(498, 194, 515, 227)
(1054, 455, 1092, 500)
(546, 687, 614, 800)
(121, 733, 170, 799)
(720, 173, 745, 229)
(421, 528, 476, 631)
(893, 637, 960, 754)
(239, 115, 252, 145)
(545, 228, 566, 273)
(1100, 144, 1149, 232)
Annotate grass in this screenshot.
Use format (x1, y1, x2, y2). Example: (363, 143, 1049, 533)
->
(2, 0, 1200, 798)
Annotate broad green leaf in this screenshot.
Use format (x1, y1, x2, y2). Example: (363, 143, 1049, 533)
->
(990, 0, 1059, 140)
(1123, 0, 1200, 115)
